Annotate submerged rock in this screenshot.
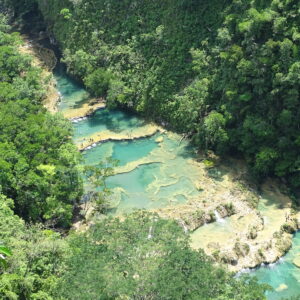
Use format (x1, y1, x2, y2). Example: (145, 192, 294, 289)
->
(155, 136, 164, 143)
(275, 283, 288, 292)
(293, 254, 300, 268)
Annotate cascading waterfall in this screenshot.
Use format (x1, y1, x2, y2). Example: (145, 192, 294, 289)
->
(214, 210, 225, 224)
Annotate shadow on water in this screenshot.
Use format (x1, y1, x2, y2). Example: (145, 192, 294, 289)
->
(85, 109, 146, 132)
(207, 168, 228, 182)
(259, 182, 290, 210)
(72, 96, 91, 109)
(178, 145, 196, 159)
(54, 63, 85, 91)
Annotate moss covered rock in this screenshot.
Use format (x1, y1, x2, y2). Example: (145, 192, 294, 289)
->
(234, 242, 250, 258)
(247, 226, 258, 240)
(220, 251, 238, 266)
(280, 219, 298, 234)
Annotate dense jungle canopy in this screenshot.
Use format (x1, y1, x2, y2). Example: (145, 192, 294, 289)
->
(1, 0, 300, 299)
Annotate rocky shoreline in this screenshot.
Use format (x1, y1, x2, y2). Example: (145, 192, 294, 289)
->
(133, 147, 300, 272)
(77, 127, 300, 272)
(64, 99, 106, 119)
(77, 124, 164, 151)
(185, 178, 300, 272)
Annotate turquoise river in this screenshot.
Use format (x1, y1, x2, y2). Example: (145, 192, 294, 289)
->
(54, 66, 300, 300)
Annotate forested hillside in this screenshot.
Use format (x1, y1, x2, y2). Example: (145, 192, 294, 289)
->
(0, 15, 80, 298)
(2, 0, 300, 298)
(11, 0, 300, 191)
(0, 13, 82, 226)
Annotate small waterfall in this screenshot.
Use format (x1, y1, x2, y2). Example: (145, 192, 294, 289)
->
(147, 226, 153, 239)
(178, 220, 189, 234)
(263, 216, 268, 225)
(182, 223, 188, 234)
(267, 257, 285, 269)
(267, 262, 276, 269)
(214, 210, 225, 224)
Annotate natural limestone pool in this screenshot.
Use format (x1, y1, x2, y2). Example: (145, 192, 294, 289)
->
(81, 127, 200, 215)
(54, 67, 300, 299)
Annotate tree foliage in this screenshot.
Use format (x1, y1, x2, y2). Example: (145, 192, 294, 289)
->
(0, 17, 83, 226)
(1, 2, 295, 299)
(0, 245, 12, 271)
(84, 158, 118, 214)
(0, 193, 68, 299)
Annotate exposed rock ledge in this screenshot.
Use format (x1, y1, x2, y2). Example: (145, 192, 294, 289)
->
(293, 254, 300, 268)
(77, 124, 164, 151)
(64, 99, 106, 119)
(187, 180, 299, 272)
(76, 129, 299, 272)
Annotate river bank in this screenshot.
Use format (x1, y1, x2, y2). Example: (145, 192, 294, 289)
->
(19, 37, 108, 120)
(19, 35, 59, 113)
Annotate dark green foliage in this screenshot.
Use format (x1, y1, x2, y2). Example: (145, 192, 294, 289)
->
(0, 18, 83, 226)
(182, 0, 300, 188)
(0, 2, 291, 299)
(0, 193, 68, 299)
(58, 212, 268, 300)
(0, 201, 268, 299)
(83, 68, 113, 97)
(35, 0, 229, 115)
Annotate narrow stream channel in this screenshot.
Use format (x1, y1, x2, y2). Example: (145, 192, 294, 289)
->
(54, 65, 300, 300)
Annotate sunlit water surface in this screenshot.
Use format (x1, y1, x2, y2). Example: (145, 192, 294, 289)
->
(55, 67, 300, 299)
(252, 232, 300, 300)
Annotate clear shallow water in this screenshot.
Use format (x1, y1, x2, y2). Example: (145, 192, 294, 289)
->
(54, 66, 90, 111)
(73, 109, 146, 143)
(82, 135, 158, 167)
(112, 137, 158, 166)
(55, 68, 300, 299)
(107, 163, 165, 214)
(82, 132, 198, 214)
(253, 232, 300, 299)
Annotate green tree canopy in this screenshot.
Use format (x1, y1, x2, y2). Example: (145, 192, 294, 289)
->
(58, 212, 268, 300)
